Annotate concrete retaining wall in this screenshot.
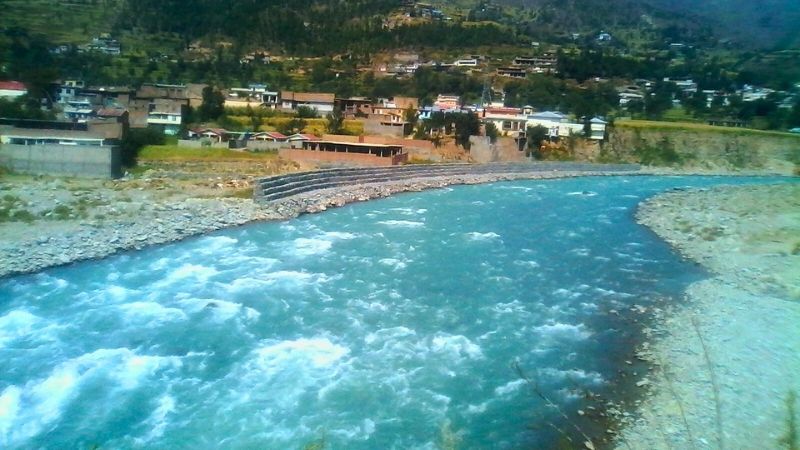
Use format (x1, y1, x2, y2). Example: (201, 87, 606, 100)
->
(0, 144, 122, 178)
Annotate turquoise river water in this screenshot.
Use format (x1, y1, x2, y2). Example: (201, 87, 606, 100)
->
(0, 176, 790, 449)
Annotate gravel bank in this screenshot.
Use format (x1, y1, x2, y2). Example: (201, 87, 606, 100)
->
(0, 169, 633, 278)
(616, 183, 800, 450)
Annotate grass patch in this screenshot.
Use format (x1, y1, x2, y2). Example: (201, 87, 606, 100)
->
(226, 188, 254, 199)
(616, 120, 800, 139)
(138, 146, 279, 161)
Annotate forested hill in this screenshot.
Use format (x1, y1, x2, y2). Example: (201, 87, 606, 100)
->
(117, 0, 399, 52)
(114, 0, 525, 54)
(495, 0, 800, 49)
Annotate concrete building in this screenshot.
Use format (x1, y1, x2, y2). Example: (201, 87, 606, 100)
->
(226, 84, 279, 109)
(0, 119, 123, 178)
(279, 92, 335, 114)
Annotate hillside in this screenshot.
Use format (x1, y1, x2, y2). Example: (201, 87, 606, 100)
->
(493, 0, 800, 49)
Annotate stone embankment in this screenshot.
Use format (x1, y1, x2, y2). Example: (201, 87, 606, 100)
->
(1, 162, 640, 278)
(256, 162, 640, 201)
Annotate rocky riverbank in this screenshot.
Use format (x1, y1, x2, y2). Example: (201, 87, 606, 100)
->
(616, 182, 800, 449)
(0, 169, 633, 278)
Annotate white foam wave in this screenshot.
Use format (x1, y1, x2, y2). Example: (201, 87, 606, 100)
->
(252, 338, 349, 369)
(377, 220, 425, 228)
(157, 264, 219, 287)
(136, 394, 176, 444)
(0, 310, 41, 348)
(118, 302, 187, 325)
(430, 334, 483, 360)
(177, 298, 260, 322)
(513, 259, 540, 268)
(378, 258, 407, 271)
(320, 231, 358, 240)
(467, 401, 489, 414)
(0, 349, 181, 446)
(535, 322, 592, 341)
(465, 232, 501, 241)
(365, 326, 416, 346)
(566, 191, 598, 197)
(539, 368, 605, 386)
(292, 238, 333, 256)
(196, 236, 239, 254)
(494, 379, 527, 396)
(569, 248, 590, 257)
(388, 208, 427, 215)
(330, 418, 376, 441)
(552, 288, 582, 299)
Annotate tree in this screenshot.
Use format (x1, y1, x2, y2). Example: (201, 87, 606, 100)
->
(526, 125, 548, 158)
(296, 105, 318, 118)
(198, 86, 225, 121)
(403, 106, 418, 136)
(449, 112, 480, 150)
(485, 122, 499, 143)
(326, 107, 344, 134)
(280, 118, 307, 135)
(644, 81, 675, 119)
(119, 128, 165, 167)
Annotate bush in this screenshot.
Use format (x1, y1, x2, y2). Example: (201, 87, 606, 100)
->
(120, 128, 166, 167)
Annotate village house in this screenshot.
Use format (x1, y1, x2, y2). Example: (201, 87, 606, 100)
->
(513, 54, 558, 74)
(497, 67, 527, 79)
(481, 106, 527, 137)
(336, 97, 373, 119)
(225, 84, 279, 109)
(434, 94, 461, 109)
(479, 107, 607, 142)
(57, 80, 85, 104)
(187, 128, 228, 143)
(84, 35, 121, 56)
(146, 99, 185, 136)
(63, 98, 96, 123)
(249, 131, 288, 142)
(0, 81, 27, 100)
(279, 92, 336, 114)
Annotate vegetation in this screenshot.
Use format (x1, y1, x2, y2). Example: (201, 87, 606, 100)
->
(525, 125, 549, 157)
(119, 128, 166, 167)
(138, 145, 279, 161)
(781, 390, 798, 450)
(633, 135, 684, 166)
(615, 120, 800, 138)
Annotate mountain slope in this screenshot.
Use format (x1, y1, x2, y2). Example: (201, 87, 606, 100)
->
(493, 0, 800, 49)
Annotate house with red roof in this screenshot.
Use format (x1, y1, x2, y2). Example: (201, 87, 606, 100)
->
(250, 131, 287, 142)
(0, 81, 28, 100)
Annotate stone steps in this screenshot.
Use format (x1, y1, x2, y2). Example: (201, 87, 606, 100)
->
(254, 162, 641, 202)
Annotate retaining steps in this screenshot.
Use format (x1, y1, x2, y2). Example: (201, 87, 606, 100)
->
(254, 162, 640, 202)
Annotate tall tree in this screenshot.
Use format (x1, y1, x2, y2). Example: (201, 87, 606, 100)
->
(198, 86, 225, 122)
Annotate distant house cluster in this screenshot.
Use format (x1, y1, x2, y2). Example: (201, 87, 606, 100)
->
(56, 81, 206, 135)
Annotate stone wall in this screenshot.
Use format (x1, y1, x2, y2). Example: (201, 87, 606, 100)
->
(0, 144, 122, 178)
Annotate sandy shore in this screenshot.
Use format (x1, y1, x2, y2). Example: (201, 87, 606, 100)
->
(617, 183, 800, 449)
(0, 169, 635, 279)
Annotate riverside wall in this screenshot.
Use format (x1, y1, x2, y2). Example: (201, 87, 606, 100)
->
(0, 144, 122, 178)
